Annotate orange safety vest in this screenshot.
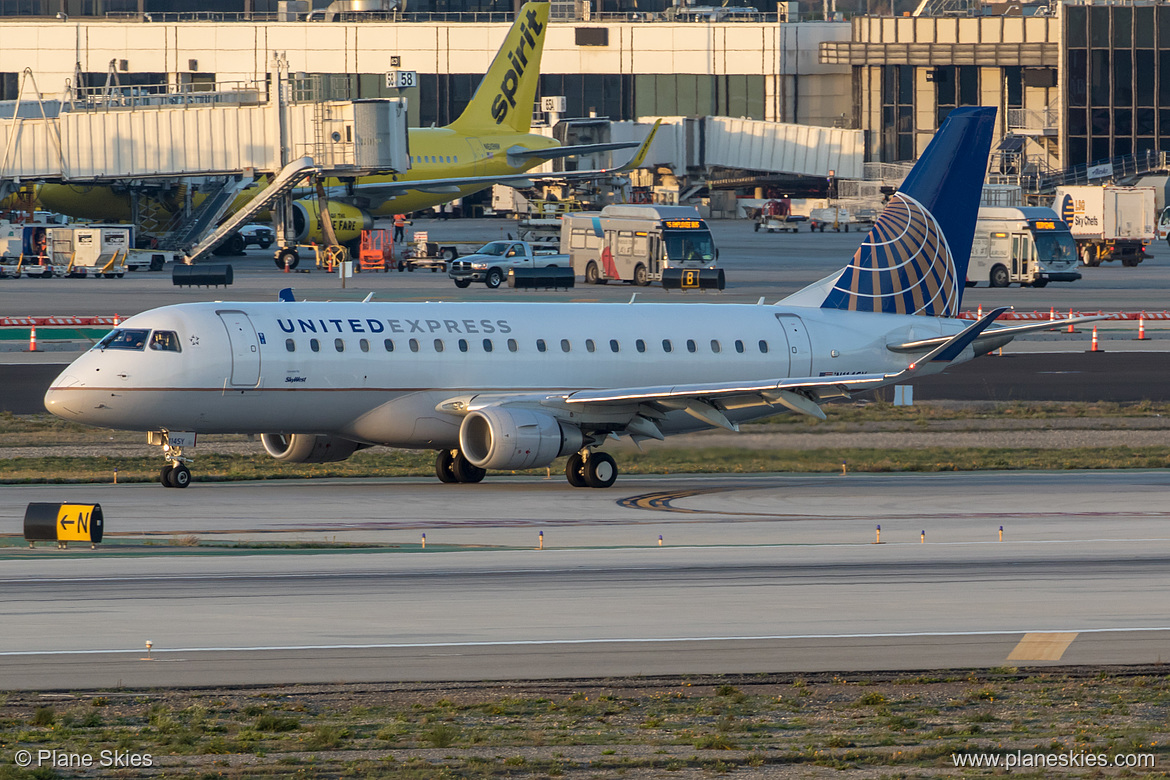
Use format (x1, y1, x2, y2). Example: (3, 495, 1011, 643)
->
(393, 214, 407, 227)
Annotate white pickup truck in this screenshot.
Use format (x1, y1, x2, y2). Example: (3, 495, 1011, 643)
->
(448, 240, 570, 289)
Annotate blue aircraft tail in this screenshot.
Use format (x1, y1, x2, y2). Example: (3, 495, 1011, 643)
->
(820, 107, 996, 317)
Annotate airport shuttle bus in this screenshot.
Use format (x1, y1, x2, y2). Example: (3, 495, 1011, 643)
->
(967, 207, 1081, 288)
(561, 205, 718, 286)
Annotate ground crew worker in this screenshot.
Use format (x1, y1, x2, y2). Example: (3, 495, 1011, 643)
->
(393, 214, 408, 242)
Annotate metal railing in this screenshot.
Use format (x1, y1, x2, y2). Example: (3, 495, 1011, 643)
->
(1006, 106, 1059, 133)
(69, 81, 265, 111)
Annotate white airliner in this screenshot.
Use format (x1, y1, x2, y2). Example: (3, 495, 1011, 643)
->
(43, 108, 1088, 489)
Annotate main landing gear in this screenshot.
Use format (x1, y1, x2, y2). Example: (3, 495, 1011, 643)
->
(433, 447, 620, 488)
(565, 449, 618, 489)
(435, 448, 486, 484)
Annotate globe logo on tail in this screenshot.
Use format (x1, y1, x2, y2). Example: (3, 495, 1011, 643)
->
(822, 193, 960, 317)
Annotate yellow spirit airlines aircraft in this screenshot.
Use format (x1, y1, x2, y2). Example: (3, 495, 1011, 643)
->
(26, 2, 650, 258)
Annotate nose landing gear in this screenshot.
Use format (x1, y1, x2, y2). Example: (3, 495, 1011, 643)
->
(149, 430, 195, 488)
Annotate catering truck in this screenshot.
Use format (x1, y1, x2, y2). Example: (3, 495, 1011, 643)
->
(967, 207, 1081, 288)
(561, 205, 718, 285)
(1053, 185, 1156, 267)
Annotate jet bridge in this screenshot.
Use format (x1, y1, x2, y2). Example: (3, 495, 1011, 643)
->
(0, 66, 409, 262)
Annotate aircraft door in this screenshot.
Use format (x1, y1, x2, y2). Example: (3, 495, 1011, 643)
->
(774, 313, 812, 377)
(217, 310, 261, 387)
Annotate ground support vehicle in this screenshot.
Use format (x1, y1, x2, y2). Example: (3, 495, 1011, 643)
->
(357, 229, 393, 272)
(809, 207, 854, 232)
(967, 207, 1081, 288)
(1054, 185, 1155, 267)
(448, 240, 569, 289)
(239, 224, 275, 250)
(1157, 206, 1170, 247)
(562, 205, 718, 286)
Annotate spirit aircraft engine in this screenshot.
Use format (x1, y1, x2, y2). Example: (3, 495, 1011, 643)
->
(290, 200, 374, 245)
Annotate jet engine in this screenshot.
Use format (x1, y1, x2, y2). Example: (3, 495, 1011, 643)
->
(290, 200, 374, 245)
(458, 407, 583, 470)
(261, 433, 366, 463)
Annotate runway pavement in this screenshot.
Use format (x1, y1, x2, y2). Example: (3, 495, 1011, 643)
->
(2, 471, 1168, 689)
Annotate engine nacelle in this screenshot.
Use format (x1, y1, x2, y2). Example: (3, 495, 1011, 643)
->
(459, 408, 583, 470)
(261, 433, 364, 463)
(290, 200, 373, 245)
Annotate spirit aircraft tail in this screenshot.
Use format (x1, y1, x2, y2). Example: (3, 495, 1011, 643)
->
(446, 1, 549, 135)
(817, 107, 996, 317)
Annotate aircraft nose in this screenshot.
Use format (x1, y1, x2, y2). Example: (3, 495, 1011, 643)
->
(43, 372, 82, 418)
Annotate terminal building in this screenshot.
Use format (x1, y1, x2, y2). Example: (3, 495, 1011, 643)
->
(2, 0, 1167, 182)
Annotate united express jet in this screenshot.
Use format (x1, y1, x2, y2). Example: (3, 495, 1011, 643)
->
(44, 108, 1083, 489)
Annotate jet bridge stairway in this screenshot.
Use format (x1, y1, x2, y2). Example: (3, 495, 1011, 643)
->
(159, 176, 253, 253)
(184, 157, 319, 263)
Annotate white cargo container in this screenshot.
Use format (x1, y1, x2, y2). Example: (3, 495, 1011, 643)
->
(50, 225, 131, 277)
(967, 207, 1081, 288)
(1052, 185, 1156, 267)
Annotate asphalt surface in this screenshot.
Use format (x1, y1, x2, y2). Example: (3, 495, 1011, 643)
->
(2, 471, 1168, 689)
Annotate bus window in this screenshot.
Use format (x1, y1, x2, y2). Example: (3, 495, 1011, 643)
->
(664, 231, 716, 263)
(616, 231, 634, 256)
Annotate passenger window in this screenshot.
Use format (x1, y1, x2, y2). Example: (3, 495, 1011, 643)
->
(687, 339, 696, 353)
(483, 339, 493, 352)
(458, 339, 469, 353)
(359, 339, 369, 352)
(536, 339, 547, 353)
(434, 339, 445, 352)
(662, 339, 673, 353)
(735, 340, 745, 353)
(310, 338, 320, 352)
(409, 338, 419, 352)
(384, 339, 394, 352)
(149, 330, 182, 352)
(610, 339, 620, 352)
(758, 340, 769, 353)
(585, 339, 595, 353)
(334, 338, 345, 352)
(285, 339, 296, 353)
(711, 340, 721, 353)
(561, 339, 571, 353)
(507, 338, 518, 352)
(636, 339, 646, 353)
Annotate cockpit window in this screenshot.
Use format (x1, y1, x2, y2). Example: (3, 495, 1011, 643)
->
(95, 328, 149, 351)
(149, 331, 182, 352)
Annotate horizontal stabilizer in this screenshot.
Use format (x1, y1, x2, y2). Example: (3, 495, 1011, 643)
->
(886, 314, 1107, 354)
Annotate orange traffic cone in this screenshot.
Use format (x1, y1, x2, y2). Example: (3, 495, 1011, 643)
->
(1067, 308, 1075, 334)
(976, 304, 982, 319)
(113, 313, 120, 326)
(1137, 314, 1147, 341)
(1090, 326, 1099, 352)
(28, 326, 37, 352)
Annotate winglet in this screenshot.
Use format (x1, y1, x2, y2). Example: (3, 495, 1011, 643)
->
(615, 119, 662, 172)
(900, 306, 1008, 377)
(278, 287, 296, 302)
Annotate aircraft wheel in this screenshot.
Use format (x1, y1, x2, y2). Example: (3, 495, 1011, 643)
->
(275, 250, 299, 270)
(159, 464, 175, 488)
(453, 278, 472, 289)
(584, 452, 617, 489)
(565, 452, 588, 488)
(452, 452, 486, 483)
(584, 262, 599, 284)
(435, 449, 458, 483)
(170, 464, 192, 488)
(485, 268, 504, 289)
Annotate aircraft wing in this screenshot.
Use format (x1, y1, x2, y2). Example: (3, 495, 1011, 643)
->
(437, 308, 1009, 436)
(505, 140, 641, 162)
(327, 120, 662, 206)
